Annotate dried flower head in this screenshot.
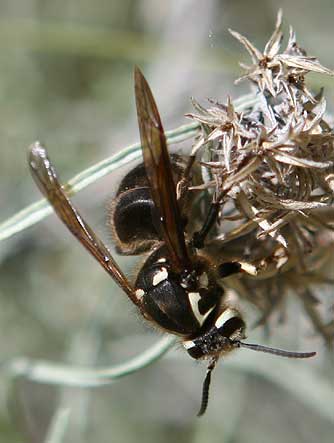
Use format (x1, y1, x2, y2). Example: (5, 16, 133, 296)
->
(230, 9, 333, 98)
(187, 11, 334, 346)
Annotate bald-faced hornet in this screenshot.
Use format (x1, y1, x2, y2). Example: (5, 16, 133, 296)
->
(28, 67, 316, 416)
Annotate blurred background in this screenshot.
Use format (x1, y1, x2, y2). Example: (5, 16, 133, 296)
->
(0, 1, 333, 442)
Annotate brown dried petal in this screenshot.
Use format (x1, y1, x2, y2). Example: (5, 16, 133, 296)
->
(264, 9, 283, 57)
(236, 191, 288, 247)
(272, 151, 333, 169)
(223, 156, 262, 191)
(229, 29, 263, 63)
(276, 54, 334, 75)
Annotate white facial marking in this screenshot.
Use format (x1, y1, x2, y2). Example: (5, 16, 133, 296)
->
(157, 258, 167, 263)
(135, 289, 145, 299)
(183, 340, 196, 350)
(188, 292, 215, 326)
(199, 272, 209, 288)
(152, 267, 168, 286)
(215, 308, 238, 329)
(239, 261, 258, 276)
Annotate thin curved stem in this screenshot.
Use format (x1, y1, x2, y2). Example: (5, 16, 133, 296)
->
(44, 408, 71, 443)
(0, 123, 199, 242)
(5, 336, 177, 387)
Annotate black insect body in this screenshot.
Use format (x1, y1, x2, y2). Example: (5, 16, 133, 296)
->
(111, 162, 159, 255)
(111, 142, 237, 345)
(28, 67, 316, 417)
(110, 154, 189, 255)
(135, 246, 224, 336)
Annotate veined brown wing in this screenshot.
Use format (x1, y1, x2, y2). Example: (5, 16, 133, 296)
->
(134, 67, 191, 272)
(28, 142, 139, 306)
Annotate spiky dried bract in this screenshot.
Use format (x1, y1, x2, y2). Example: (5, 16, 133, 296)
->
(187, 11, 334, 345)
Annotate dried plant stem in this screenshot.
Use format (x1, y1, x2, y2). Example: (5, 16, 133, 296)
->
(44, 408, 71, 443)
(4, 336, 176, 387)
(0, 123, 199, 242)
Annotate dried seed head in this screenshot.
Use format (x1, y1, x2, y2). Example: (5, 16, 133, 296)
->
(188, 11, 334, 345)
